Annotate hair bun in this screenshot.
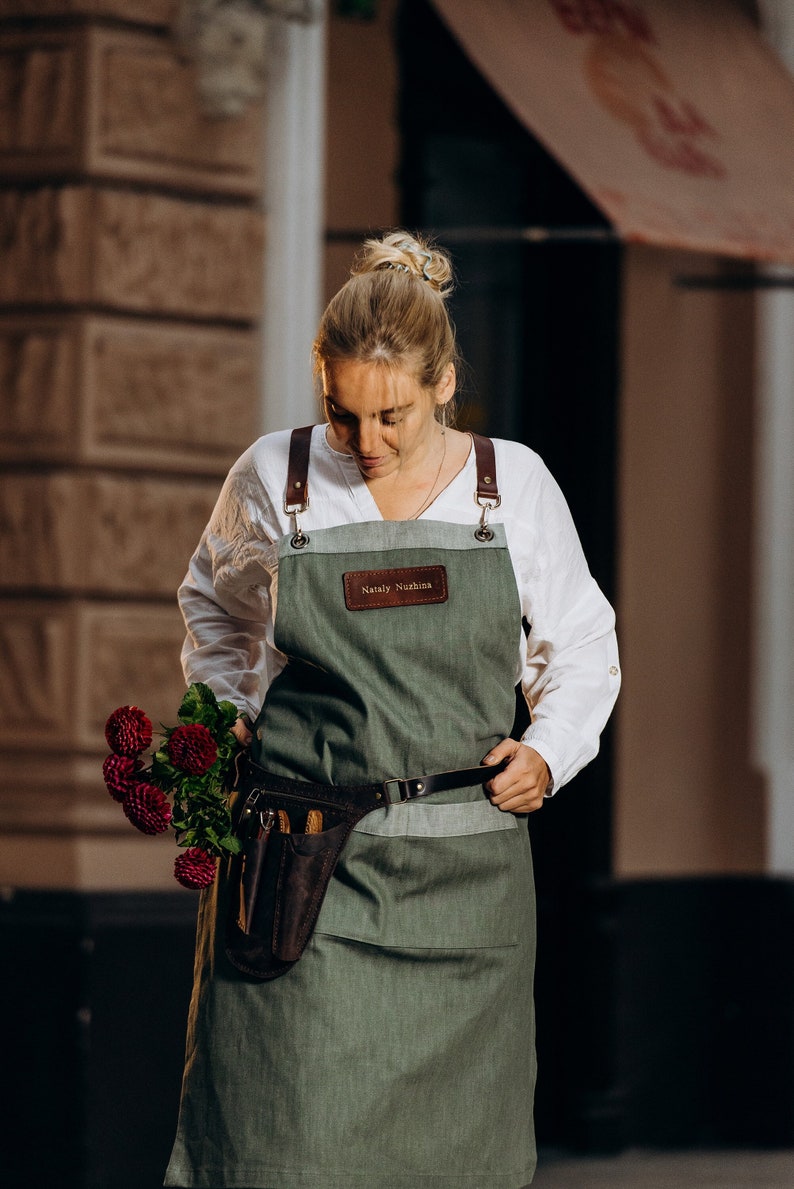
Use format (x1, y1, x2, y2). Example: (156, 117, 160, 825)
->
(353, 231, 454, 297)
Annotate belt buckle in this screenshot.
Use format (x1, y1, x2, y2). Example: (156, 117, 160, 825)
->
(382, 778, 403, 804)
(382, 776, 427, 804)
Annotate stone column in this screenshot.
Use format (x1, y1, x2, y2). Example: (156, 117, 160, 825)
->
(0, 2, 264, 889)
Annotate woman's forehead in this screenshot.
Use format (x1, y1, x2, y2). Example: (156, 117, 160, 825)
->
(322, 359, 426, 407)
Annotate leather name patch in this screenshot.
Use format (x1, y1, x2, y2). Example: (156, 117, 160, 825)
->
(344, 565, 448, 611)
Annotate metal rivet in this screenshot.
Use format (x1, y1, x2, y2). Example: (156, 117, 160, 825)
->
(416, 782, 424, 792)
(294, 480, 303, 489)
(483, 476, 492, 484)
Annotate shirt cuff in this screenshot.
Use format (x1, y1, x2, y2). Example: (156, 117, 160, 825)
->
(518, 733, 561, 797)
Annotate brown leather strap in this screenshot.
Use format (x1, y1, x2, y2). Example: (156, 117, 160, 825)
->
(285, 425, 314, 510)
(287, 425, 498, 509)
(470, 432, 499, 502)
(235, 753, 508, 816)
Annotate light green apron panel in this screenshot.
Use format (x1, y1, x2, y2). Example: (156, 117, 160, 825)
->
(353, 795, 519, 836)
(166, 510, 538, 1189)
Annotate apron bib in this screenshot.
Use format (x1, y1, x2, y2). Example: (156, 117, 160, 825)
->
(165, 430, 538, 1189)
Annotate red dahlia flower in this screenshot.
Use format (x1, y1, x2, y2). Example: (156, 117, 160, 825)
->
(102, 753, 143, 803)
(123, 782, 172, 835)
(174, 847, 217, 889)
(104, 705, 153, 756)
(167, 723, 218, 775)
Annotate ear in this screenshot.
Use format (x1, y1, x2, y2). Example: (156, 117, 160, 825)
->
(435, 363, 456, 408)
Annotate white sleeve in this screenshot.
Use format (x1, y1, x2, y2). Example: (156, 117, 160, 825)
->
(177, 448, 279, 721)
(514, 461, 621, 791)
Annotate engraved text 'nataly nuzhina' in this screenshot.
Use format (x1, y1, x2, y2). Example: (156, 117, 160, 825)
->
(343, 566, 448, 610)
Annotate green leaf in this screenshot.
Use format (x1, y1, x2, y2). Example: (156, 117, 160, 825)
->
(218, 700, 240, 730)
(178, 682, 219, 723)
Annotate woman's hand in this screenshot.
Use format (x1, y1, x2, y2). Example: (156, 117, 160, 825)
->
(482, 740, 551, 814)
(231, 715, 253, 747)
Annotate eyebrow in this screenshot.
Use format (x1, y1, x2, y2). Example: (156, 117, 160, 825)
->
(325, 397, 415, 415)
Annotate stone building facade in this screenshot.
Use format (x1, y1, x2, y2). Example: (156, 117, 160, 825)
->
(0, 0, 263, 888)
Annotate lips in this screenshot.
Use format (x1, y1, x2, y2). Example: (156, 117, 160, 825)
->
(354, 454, 389, 469)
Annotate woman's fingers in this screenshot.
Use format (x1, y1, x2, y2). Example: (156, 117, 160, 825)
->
(482, 740, 550, 813)
(231, 717, 253, 746)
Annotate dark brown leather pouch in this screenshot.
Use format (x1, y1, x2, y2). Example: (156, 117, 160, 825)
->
(225, 779, 360, 981)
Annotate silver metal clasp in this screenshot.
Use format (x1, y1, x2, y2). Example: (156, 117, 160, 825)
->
(474, 491, 501, 542)
(285, 489, 310, 549)
(257, 807, 277, 838)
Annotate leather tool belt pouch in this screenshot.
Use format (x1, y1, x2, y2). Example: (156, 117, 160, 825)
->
(225, 759, 374, 981)
(224, 753, 506, 981)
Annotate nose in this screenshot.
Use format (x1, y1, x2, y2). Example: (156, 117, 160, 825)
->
(354, 416, 383, 456)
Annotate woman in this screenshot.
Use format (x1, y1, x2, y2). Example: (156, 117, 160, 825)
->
(165, 232, 620, 1189)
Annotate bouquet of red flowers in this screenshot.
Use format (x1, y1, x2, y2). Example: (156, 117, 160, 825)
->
(102, 682, 243, 889)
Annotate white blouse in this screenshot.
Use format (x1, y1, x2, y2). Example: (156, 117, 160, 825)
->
(178, 425, 621, 792)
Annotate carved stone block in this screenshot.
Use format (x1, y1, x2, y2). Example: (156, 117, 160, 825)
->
(0, 829, 179, 891)
(85, 318, 259, 468)
(78, 601, 188, 750)
(0, 26, 261, 194)
(0, 185, 264, 319)
(0, 314, 259, 471)
(0, 598, 186, 745)
(92, 189, 264, 318)
(0, 599, 75, 744)
(0, 0, 176, 25)
(0, 314, 79, 459)
(0, 470, 221, 596)
(0, 186, 91, 305)
(0, 30, 80, 157)
(93, 27, 261, 194)
(0, 598, 188, 854)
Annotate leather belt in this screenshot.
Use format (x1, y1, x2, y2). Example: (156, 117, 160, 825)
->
(235, 754, 508, 814)
(382, 760, 507, 803)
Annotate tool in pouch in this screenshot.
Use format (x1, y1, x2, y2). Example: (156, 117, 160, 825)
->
(225, 753, 509, 981)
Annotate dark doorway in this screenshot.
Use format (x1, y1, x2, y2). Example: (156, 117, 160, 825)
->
(398, 0, 622, 1146)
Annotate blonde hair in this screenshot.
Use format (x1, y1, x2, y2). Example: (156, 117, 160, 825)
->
(313, 231, 458, 396)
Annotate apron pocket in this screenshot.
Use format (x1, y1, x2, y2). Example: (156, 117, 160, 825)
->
(316, 802, 531, 951)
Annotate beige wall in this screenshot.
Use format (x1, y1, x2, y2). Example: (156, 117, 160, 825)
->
(615, 246, 765, 875)
(324, 1, 400, 298)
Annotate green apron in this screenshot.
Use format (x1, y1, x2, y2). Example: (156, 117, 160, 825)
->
(165, 439, 537, 1189)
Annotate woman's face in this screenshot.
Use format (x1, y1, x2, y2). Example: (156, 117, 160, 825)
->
(322, 358, 454, 480)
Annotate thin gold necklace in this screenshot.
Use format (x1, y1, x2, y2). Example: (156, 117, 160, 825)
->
(408, 429, 447, 520)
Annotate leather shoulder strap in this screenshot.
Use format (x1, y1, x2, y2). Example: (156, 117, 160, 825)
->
(469, 432, 499, 502)
(287, 426, 498, 509)
(285, 425, 314, 510)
